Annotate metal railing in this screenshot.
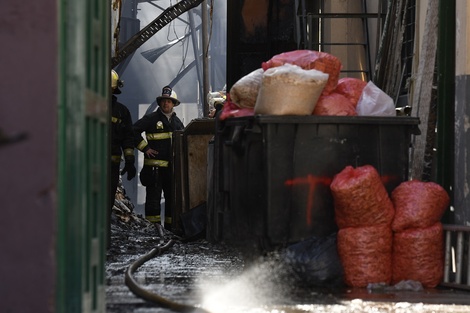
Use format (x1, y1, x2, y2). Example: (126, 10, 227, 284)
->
(441, 224, 470, 290)
(295, 0, 387, 81)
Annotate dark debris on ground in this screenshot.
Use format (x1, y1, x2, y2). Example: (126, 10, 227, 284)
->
(105, 182, 470, 313)
(105, 181, 245, 313)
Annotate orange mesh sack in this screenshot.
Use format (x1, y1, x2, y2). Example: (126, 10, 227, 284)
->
(312, 93, 357, 116)
(261, 49, 342, 96)
(391, 180, 450, 232)
(392, 223, 444, 287)
(330, 165, 394, 228)
(337, 224, 393, 287)
(334, 77, 367, 107)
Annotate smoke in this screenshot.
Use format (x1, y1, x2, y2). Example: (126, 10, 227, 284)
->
(118, 0, 227, 213)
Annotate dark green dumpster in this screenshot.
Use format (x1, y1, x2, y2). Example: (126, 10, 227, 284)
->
(208, 115, 420, 252)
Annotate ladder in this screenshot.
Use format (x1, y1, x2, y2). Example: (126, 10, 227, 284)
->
(296, 0, 386, 81)
(111, 0, 204, 68)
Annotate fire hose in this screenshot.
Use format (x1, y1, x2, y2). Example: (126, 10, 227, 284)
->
(125, 239, 210, 313)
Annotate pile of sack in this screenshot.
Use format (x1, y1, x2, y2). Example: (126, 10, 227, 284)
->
(330, 165, 450, 288)
(223, 49, 396, 120)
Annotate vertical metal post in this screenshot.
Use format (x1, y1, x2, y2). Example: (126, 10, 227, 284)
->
(456, 232, 464, 283)
(188, 10, 203, 114)
(202, 0, 210, 117)
(444, 229, 452, 282)
(436, 0, 455, 211)
(467, 235, 470, 285)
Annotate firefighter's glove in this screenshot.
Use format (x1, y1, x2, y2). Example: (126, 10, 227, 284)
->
(121, 162, 136, 180)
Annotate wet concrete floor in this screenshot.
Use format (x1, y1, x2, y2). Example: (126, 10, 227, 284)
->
(106, 214, 470, 313)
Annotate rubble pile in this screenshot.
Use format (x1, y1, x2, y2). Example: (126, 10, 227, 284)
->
(107, 179, 175, 260)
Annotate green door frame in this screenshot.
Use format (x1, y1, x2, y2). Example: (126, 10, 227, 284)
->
(57, 0, 110, 312)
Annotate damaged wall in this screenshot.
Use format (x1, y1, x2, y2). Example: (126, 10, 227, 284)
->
(454, 1, 470, 226)
(0, 1, 57, 313)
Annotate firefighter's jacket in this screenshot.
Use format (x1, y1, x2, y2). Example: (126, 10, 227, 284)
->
(133, 107, 184, 168)
(111, 95, 135, 164)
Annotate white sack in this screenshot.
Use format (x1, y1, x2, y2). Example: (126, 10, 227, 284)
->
(229, 68, 264, 108)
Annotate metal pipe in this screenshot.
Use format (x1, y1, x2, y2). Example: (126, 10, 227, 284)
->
(436, 0, 455, 215)
(467, 236, 470, 285)
(456, 232, 463, 283)
(188, 10, 204, 117)
(202, 0, 210, 117)
(443, 224, 470, 232)
(444, 229, 451, 282)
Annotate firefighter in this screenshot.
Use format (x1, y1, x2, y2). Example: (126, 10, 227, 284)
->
(110, 70, 136, 241)
(133, 85, 184, 231)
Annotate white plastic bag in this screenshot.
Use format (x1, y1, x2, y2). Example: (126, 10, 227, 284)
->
(229, 68, 264, 108)
(356, 81, 396, 116)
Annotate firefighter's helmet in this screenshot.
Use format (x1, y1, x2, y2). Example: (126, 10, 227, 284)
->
(111, 70, 123, 94)
(156, 85, 180, 106)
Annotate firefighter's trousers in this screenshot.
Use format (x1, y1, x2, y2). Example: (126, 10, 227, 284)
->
(144, 166, 172, 227)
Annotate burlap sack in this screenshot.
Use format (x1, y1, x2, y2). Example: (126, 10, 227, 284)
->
(254, 63, 328, 115)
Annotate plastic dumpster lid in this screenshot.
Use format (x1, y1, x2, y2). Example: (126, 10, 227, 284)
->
(176, 118, 215, 136)
(224, 115, 421, 135)
(251, 114, 419, 125)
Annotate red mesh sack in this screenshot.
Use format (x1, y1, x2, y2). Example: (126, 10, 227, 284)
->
(312, 93, 357, 116)
(337, 224, 393, 287)
(392, 223, 444, 287)
(330, 165, 394, 228)
(219, 95, 255, 121)
(334, 77, 367, 107)
(261, 50, 342, 96)
(391, 180, 450, 232)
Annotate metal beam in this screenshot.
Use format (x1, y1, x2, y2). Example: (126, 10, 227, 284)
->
(111, 0, 204, 68)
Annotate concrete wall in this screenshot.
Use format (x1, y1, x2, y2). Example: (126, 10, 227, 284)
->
(0, 1, 57, 313)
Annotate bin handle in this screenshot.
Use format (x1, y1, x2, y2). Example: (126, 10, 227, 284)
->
(244, 122, 262, 134)
(411, 124, 421, 136)
(224, 125, 244, 146)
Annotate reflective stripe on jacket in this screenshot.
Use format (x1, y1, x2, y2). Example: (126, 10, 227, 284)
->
(111, 95, 135, 164)
(133, 107, 184, 166)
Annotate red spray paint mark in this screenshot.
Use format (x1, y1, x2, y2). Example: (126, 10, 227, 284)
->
(381, 175, 394, 185)
(285, 175, 332, 226)
(285, 174, 397, 226)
